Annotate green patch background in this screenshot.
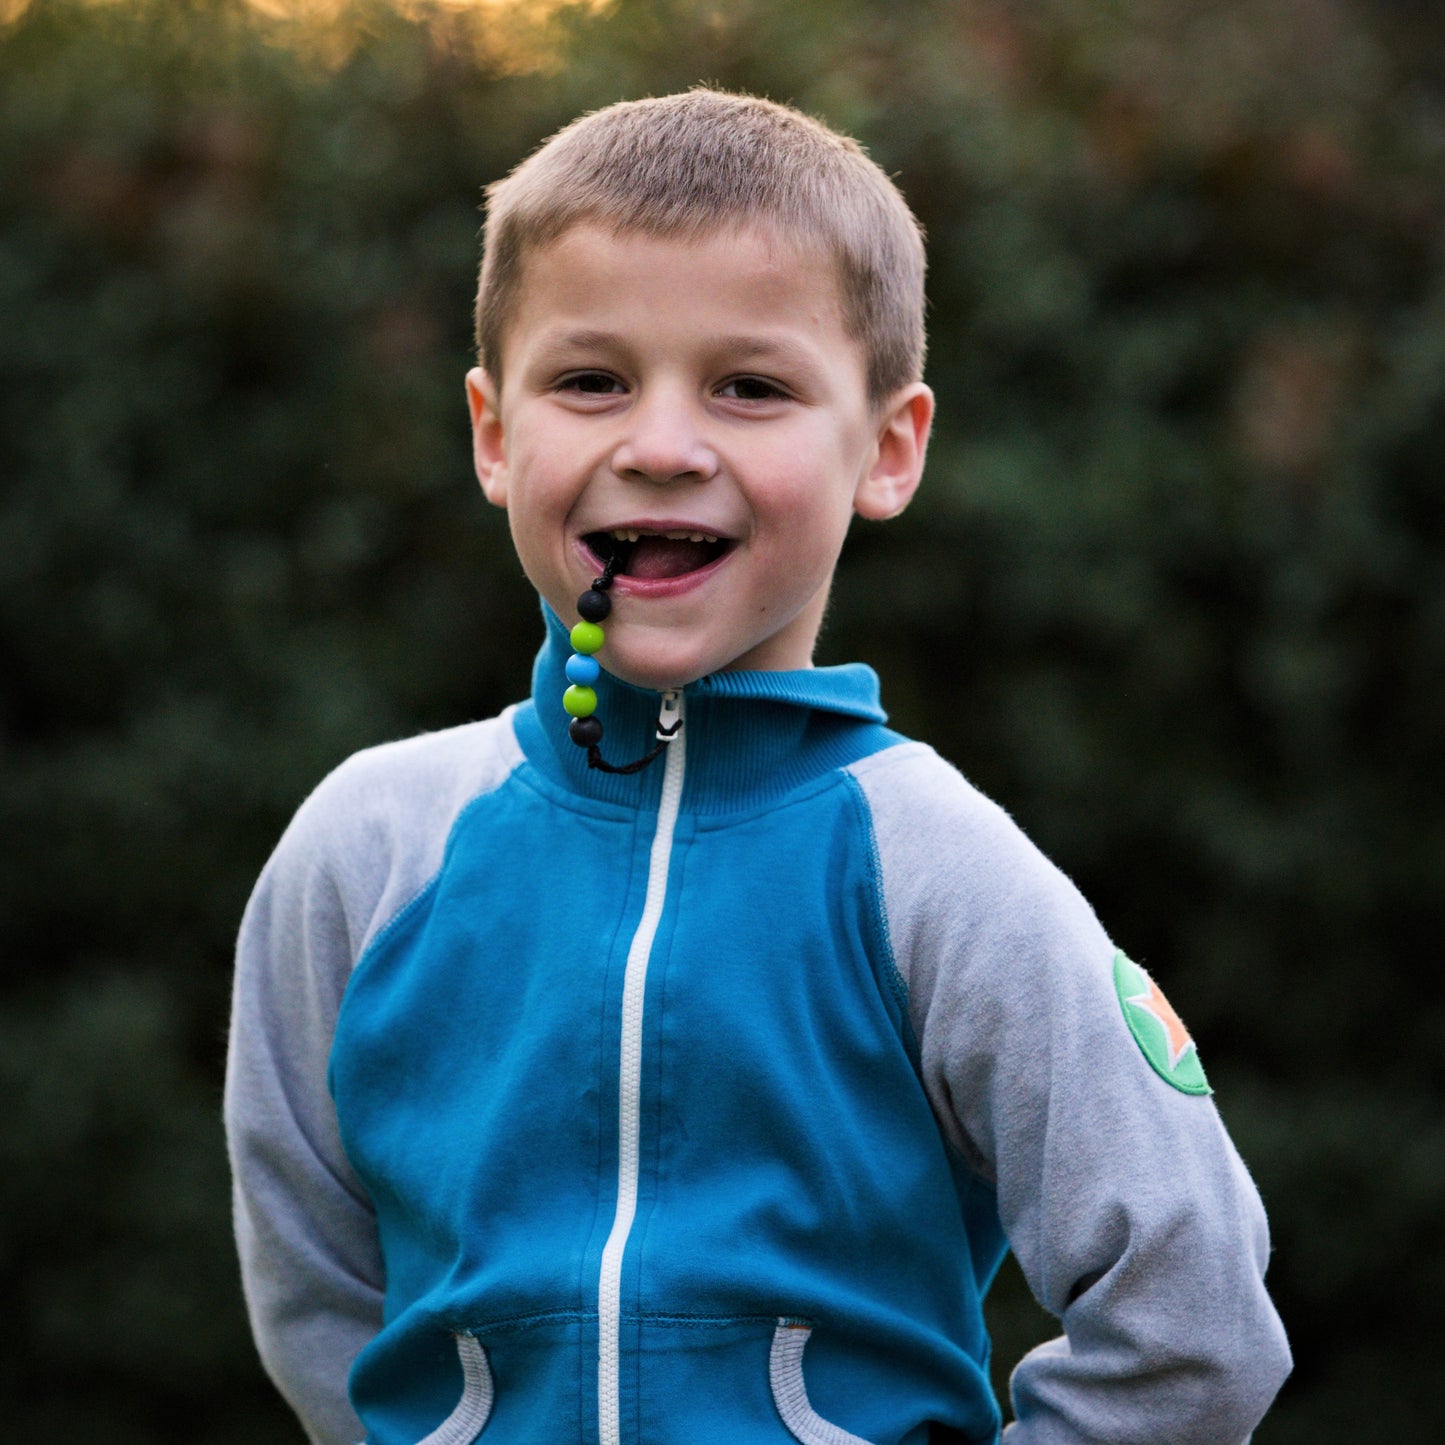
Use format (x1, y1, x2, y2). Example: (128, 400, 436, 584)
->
(1114, 951, 1212, 1096)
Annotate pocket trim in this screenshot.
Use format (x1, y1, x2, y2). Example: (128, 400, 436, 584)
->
(769, 1319, 875, 1445)
(415, 1334, 494, 1445)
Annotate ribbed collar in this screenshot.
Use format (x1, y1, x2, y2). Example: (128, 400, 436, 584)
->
(510, 605, 896, 815)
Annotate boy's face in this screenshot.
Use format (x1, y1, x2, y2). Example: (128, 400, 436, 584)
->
(467, 223, 932, 691)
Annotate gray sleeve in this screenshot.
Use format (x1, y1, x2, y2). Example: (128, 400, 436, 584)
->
(224, 714, 524, 1445)
(850, 743, 1291, 1445)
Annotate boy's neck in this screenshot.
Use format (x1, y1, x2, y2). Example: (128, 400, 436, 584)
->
(513, 606, 896, 814)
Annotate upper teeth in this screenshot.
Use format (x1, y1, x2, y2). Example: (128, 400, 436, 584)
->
(610, 528, 718, 543)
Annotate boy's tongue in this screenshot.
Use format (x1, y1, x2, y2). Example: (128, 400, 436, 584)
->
(623, 535, 714, 580)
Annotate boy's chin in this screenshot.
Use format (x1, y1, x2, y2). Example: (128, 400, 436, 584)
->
(602, 655, 703, 694)
(599, 619, 820, 689)
(596, 633, 719, 694)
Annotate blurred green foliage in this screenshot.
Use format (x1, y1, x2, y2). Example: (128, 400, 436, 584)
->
(2, 0, 1442, 1439)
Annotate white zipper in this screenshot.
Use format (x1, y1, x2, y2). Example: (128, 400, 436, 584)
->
(597, 689, 686, 1445)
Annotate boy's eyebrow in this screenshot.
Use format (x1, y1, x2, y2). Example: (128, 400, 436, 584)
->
(532, 330, 826, 371)
(542, 329, 625, 355)
(712, 335, 823, 369)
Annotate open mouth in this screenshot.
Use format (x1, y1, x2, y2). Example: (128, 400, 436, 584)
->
(584, 528, 733, 582)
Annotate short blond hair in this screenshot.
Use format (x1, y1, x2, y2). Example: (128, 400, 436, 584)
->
(476, 89, 926, 403)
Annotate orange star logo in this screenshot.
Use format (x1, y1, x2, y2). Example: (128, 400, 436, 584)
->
(1126, 974, 1195, 1071)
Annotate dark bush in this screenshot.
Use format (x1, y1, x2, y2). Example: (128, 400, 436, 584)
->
(2, 1, 1441, 1438)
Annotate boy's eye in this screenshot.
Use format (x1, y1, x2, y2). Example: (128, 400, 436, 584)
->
(559, 371, 625, 395)
(718, 376, 787, 402)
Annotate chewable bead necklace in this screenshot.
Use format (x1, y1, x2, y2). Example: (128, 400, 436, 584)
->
(562, 556, 683, 775)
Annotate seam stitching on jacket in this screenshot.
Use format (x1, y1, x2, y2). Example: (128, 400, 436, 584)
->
(349, 746, 526, 978)
(841, 771, 911, 1032)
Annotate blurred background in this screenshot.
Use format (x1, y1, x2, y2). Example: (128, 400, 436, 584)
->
(2, 0, 1443, 1439)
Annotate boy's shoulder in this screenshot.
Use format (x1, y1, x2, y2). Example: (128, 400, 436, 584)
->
(290, 710, 525, 852)
(252, 711, 527, 967)
(849, 737, 1110, 977)
(850, 738, 1063, 882)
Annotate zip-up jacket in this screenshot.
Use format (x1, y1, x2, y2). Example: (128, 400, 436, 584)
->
(225, 611, 1290, 1445)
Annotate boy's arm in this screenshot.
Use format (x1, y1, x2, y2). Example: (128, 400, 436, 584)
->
(225, 783, 386, 1445)
(853, 745, 1291, 1445)
(224, 716, 524, 1444)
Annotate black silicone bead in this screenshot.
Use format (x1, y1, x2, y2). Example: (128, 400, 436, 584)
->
(568, 716, 604, 747)
(577, 588, 612, 622)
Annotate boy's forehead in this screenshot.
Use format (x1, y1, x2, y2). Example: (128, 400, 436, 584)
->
(540, 216, 832, 275)
(506, 221, 852, 344)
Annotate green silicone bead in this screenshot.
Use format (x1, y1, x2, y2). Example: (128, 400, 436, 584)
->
(570, 621, 605, 655)
(563, 685, 598, 718)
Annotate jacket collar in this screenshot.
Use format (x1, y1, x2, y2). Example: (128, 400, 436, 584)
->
(510, 605, 897, 814)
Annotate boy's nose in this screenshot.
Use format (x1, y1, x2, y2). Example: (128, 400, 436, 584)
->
(610, 391, 718, 485)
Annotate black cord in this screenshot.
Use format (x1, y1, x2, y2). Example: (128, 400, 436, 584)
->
(586, 719, 681, 775)
(578, 553, 681, 775)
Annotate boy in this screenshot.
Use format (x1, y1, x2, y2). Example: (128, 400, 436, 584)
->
(225, 90, 1290, 1445)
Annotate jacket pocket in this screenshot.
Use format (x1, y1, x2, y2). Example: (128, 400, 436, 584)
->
(415, 1334, 494, 1445)
(769, 1319, 877, 1445)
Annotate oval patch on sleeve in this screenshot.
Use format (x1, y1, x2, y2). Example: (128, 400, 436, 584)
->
(1113, 951, 1211, 1095)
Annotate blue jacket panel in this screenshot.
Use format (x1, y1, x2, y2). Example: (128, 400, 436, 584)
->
(328, 613, 1005, 1444)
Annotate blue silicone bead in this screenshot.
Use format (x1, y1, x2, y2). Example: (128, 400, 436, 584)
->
(566, 653, 601, 686)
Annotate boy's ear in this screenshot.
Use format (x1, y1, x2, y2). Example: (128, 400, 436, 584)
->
(466, 366, 508, 507)
(853, 383, 934, 522)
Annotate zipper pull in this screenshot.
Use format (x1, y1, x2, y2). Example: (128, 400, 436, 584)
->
(657, 688, 683, 740)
